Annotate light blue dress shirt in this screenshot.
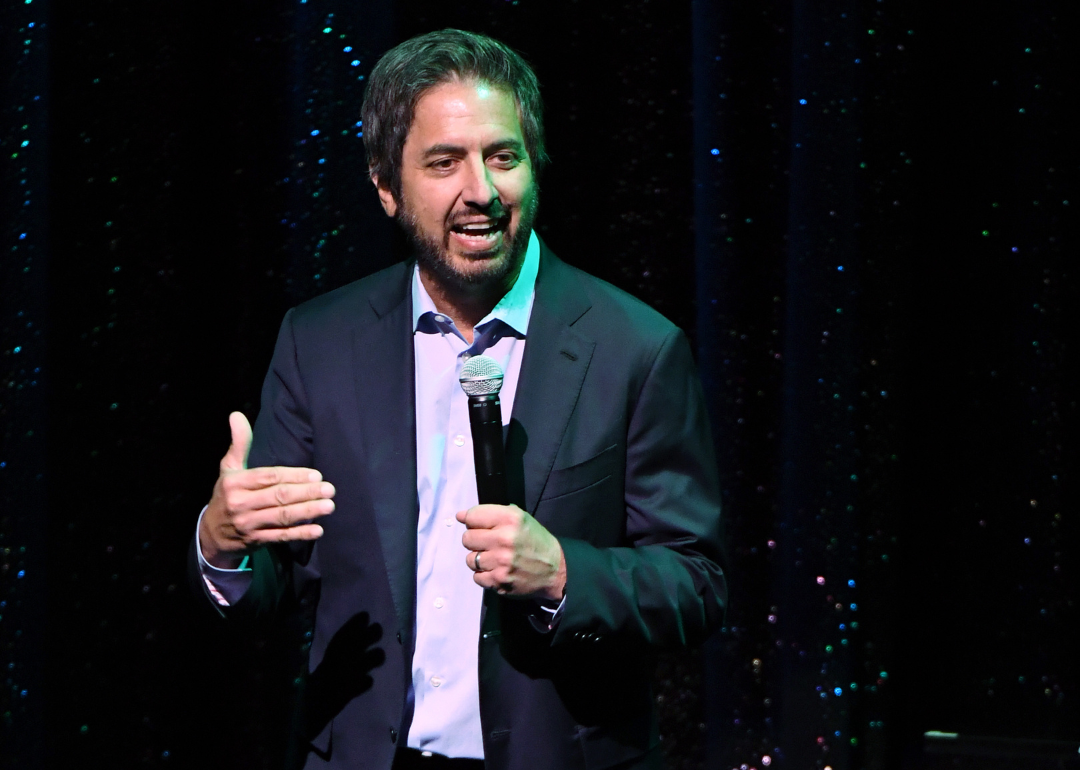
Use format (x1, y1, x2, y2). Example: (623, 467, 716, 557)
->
(197, 232, 543, 759)
(406, 231, 539, 758)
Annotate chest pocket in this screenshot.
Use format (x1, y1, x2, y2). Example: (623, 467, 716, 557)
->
(539, 443, 621, 502)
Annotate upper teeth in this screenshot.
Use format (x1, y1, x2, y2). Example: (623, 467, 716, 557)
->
(462, 223, 491, 231)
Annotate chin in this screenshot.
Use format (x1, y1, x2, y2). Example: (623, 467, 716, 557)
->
(399, 190, 539, 293)
(410, 224, 528, 292)
(433, 244, 517, 289)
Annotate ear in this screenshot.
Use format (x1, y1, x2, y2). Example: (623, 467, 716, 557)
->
(370, 171, 398, 217)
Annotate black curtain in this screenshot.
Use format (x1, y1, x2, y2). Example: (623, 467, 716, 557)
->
(1, 1, 1075, 768)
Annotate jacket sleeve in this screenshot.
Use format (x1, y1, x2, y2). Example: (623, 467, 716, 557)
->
(550, 327, 727, 650)
(187, 308, 317, 622)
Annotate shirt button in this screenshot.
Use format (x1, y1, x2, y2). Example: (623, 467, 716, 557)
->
(461, 351, 472, 361)
(434, 597, 445, 609)
(454, 435, 465, 447)
(430, 676, 443, 688)
(444, 517, 454, 527)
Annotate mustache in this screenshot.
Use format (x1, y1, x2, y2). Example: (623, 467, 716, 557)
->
(446, 203, 511, 229)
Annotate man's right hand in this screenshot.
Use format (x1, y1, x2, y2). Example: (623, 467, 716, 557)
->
(199, 411, 335, 569)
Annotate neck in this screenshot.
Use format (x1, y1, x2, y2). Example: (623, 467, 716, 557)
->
(418, 265, 520, 344)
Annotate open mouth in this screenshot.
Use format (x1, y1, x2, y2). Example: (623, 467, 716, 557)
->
(449, 217, 509, 249)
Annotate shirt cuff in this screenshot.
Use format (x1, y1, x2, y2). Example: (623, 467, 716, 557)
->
(195, 505, 253, 607)
(527, 595, 567, 634)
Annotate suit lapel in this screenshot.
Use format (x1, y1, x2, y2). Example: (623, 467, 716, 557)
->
(351, 265, 417, 638)
(349, 248, 590, 634)
(508, 244, 595, 514)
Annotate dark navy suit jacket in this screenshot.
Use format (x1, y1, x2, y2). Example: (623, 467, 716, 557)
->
(196, 242, 726, 770)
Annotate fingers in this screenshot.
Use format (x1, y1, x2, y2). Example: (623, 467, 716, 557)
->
(226, 477, 334, 506)
(457, 504, 565, 599)
(461, 526, 510, 554)
(217, 472, 336, 547)
(466, 550, 511, 592)
(469, 556, 516, 594)
(464, 546, 502, 577)
(233, 495, 336, 529)
(222, 411, 253, 471)
(206, 413, 335, 558)
(246, 523, 326, 545)
(228, 466, 324, 490)
(459, 504, 521, 588)
(457, 503, 521, 530)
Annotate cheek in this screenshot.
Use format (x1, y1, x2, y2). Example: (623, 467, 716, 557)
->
(413, 185, 457, 224)
(507, 171, 537, 209)
(500, 181, 532, 211)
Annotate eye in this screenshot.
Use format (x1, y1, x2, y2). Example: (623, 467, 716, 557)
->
(489, 151, 519, 168)
(430, 157, 456, 170)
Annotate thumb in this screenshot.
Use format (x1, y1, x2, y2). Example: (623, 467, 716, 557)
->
(222, 411, 253, 471)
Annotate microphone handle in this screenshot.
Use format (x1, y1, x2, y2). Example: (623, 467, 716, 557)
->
(467, 393, 508, 505)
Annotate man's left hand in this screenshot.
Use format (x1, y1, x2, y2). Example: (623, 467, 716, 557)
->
(458, 504, 566, 601)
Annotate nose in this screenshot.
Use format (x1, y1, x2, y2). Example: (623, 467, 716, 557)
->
(461, 156, 498, 209)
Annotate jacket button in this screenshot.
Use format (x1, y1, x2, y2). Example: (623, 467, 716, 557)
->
(396, 631, 402, 645)
(390, 728, 398, 743)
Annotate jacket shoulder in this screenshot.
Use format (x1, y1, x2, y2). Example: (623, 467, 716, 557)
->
(545, 251, 681, 347)
(286, 261, 411, 333)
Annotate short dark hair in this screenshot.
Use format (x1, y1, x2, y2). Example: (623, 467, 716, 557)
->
(361, 29, 548, 201)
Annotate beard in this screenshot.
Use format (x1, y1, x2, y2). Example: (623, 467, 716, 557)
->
(398, 186, 539, 294)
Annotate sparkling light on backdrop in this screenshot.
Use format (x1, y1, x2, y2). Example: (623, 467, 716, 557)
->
(2, 0, 1076, 768)
(693, 1, 910, 767)
(1, 0, 48, 761)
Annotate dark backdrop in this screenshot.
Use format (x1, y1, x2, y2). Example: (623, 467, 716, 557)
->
(0, 0, 1076, 768)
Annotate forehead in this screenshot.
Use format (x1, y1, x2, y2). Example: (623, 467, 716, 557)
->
(406, 79, 524, 148)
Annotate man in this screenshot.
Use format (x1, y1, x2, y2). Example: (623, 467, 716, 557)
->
(193, 29, 725, 770)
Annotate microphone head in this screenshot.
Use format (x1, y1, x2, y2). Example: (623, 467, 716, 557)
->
(459, 355, 504, 396)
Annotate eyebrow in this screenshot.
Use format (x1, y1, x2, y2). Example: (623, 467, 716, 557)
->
(420, 138, 526, 159)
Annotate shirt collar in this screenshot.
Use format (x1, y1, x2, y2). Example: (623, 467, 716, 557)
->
(411, 229, 540, 336)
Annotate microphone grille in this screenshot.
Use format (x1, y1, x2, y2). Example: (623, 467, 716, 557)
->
(459, 355, 504, 396)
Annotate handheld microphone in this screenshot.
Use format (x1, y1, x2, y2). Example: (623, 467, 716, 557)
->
(459, 355, 509, 505)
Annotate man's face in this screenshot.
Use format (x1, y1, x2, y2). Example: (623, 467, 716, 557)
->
(376, 79, 538, 292)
